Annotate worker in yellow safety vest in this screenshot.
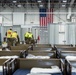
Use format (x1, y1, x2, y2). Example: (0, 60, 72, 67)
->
(24, 31, 34, 44)
(11, 30, 19, 46)
(28, 32, 34, 44)
(28, 32, 33, 39)
(24, 32, 29, 44)
(5, 28, 13, 46)
(24, 32, 29, 40)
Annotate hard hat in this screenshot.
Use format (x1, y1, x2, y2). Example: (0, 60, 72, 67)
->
(14, 30, 17, 31)
(14, 30, 17, 32)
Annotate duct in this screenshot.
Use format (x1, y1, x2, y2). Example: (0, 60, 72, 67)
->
(67, 0, 75, 19)
(69, 0, 75, 7)
(67, 7, 71, 19)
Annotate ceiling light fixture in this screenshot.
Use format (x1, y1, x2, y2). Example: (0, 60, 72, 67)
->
(17, 4, 22, 7)
(62, 4, 66, 7)
(39, 4, 43, 7)
(63, 0, 67, 2)
(13, 0, 17, 3)
(37, 0, 41, 3)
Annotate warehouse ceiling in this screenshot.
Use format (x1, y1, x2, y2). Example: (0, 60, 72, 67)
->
(0, 0, 75, 8)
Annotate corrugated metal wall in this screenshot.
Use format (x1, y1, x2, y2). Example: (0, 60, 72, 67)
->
(39, 28, 49, 44)
(21, 28, 28, 41)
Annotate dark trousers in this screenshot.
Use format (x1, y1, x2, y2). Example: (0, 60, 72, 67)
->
(25, 37, 29, 44)
(11, 38, 18, 46)
(7, 38, 12, 46)
(25, 37, 35, 44)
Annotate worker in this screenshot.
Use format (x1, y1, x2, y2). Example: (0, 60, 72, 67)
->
(5, 28, 13, 46)
(24, 31, 34, 44)
(24, 31, 29, 44)
(16, 31, 20, 45)
(28, 32, 34, 44)
(11, 30, 19, 46)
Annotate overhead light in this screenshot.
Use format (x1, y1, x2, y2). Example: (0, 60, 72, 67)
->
(62, 4, 66, 7)
(37, 0, 41, 3)
(39, 4, 43, 7)
(63, 0, 67, 2)
(13, 0, 17, 3)
(17, 4, 22, 7)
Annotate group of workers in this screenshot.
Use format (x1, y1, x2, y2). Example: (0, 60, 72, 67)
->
(2, 28, 34, 49)
(5, 28, 19, 46)
(2, 28, 19, 50)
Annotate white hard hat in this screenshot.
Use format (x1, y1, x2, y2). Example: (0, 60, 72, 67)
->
(14, 30, 17, 31)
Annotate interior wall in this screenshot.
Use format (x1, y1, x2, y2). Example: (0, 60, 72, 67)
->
(0, 7, 76, 44)
(48, 23, 59, 45)
(13, 13, 24, 25)
(65, 23, 76, 46)
(0, 7, 68, 25)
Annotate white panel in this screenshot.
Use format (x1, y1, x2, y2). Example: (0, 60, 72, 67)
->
(53, 15, 59, 23)
(39, 28, 48, 44)
(48, 23, 59, 44)
(48, 24, 55, 45)
(59, 34, 65, 44)
(65, 24, 69, 44)
(53, 8, 67, 23)
(75, 25, 76, 45)
(13, 13, 24, 25)
(0, 16, 2, 23)
(25, 8, 39, 25)
(65, 23, 76, 45)
(54, 24, 59, 44)
(2, 14, 12, 26)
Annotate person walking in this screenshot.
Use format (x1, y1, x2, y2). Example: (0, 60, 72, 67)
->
(6, 28, 13, 46)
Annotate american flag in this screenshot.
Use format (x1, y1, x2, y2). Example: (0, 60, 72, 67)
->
(47, 8, 53, 24)
(39, 8, 53, 27)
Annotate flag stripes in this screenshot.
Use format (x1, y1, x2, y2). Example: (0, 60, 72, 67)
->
(39, 8, 53, 27)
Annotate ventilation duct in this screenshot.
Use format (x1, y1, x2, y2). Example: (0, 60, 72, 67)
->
(67, 7, 71, 19)
(67, 0, 75, 20)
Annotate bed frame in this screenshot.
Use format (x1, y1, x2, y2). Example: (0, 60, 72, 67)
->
(59, 51, 76, 75)
(26, 51, 56, 58)
(10, 44, 31, 50)
(31, 44, 53, 50)
(0, 58, 12, 75)
(60, 51, 76, 58)
(66, 60, 76, 75)
(0, 50, 25, 58)
(54, 44, 73, 48)
(56, 48, 76, 58)
(32, 47, 53, 51)
(8, 58, 65, 75)
(34, 44, 52, 47)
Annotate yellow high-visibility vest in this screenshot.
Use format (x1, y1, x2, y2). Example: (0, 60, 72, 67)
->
(12, 32, 18, 39)
(28, 33, 33, 38)
(7, 30, 12, 38)
(24, 32, 29, 38)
